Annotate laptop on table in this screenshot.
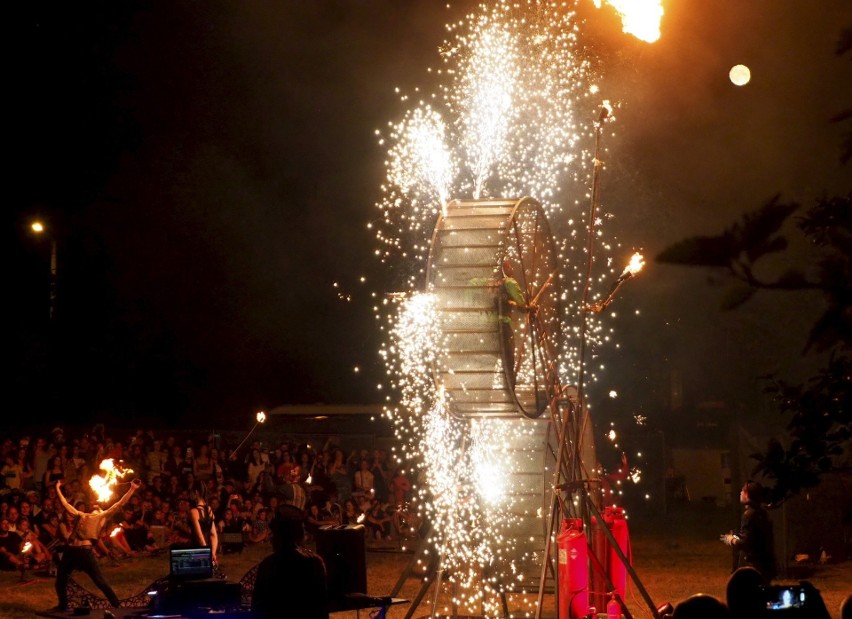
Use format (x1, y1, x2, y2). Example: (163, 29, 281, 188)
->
(168, 546, 214, 581)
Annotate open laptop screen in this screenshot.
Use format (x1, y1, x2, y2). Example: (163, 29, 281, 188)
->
(169, 546, 213, 580)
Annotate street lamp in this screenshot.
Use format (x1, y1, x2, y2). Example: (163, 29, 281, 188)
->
(30, 221, 57, 321)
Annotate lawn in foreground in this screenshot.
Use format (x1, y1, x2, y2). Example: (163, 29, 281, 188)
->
(1, 531, 848, 618)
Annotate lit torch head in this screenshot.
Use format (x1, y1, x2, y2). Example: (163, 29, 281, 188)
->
(21, 541, 33, 554)
(621, 252, 645, 279)
(256, 411, 267, 424)
(110, 525, 123, 538)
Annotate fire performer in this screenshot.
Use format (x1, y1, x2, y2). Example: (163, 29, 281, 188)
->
(52, 478, 142, 612)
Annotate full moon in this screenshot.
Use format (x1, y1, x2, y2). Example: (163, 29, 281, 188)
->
(729, 64, 751, 86)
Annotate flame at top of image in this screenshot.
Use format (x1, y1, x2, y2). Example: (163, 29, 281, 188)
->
(593, 0, 664, 43)
(89, 458, 133, 503)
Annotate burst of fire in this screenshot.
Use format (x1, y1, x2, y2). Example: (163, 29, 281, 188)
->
(622, 252, 645, 277)
(592, 0, 664, 43)
(89, 459, 133, 504)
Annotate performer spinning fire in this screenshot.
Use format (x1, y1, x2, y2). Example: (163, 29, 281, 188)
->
(52, 478, 142, 612)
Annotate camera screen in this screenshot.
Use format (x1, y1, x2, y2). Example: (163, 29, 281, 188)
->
(766, 586, 806, 610)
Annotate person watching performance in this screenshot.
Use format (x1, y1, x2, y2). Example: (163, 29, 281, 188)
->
(251, 504, 327, 619)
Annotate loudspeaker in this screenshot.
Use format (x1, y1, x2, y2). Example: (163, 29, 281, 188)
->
(153, 578, 242, 614)
(315, 524, 367, 599)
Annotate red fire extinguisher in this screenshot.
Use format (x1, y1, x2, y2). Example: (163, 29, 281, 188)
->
(557, 518, 589, 619)
(604, 506, 631, 602)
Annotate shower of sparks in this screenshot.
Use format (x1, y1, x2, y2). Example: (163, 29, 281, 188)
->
(375, 0, 599, 285)
(372, 1, 648, 615)
(592, 0, 664, 43)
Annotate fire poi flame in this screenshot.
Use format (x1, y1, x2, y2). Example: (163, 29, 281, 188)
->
(109, 525, 123, 538)
(592, 0, 664, 43)
(89, 459, 134, 503)
(256, 411, 267, 424)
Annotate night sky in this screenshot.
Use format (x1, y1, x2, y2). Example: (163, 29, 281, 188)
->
(8, 1, 851, 429)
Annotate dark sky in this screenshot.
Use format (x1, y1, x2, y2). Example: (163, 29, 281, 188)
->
(8, 1, 851, 428)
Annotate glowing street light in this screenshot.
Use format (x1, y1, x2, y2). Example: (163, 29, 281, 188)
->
(30, 221, 57, 321)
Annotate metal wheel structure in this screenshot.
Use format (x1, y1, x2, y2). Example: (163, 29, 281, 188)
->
(426, 197, 562, 420)
(420, 197, 567, 608)
(416, 196, 655, 619)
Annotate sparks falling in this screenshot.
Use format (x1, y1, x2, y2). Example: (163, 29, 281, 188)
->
(374, 1, 649, 616)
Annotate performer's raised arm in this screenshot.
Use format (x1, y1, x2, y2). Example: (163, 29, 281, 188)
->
(55, 480, 80, 517)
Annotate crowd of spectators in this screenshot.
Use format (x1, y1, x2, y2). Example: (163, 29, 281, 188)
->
(0, 424, 421, 573)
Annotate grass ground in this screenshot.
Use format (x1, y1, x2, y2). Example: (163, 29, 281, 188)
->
(1, 519, 848, 618)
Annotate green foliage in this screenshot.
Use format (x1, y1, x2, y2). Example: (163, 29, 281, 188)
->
(657, 191, 852, 503)
(656, 196, 798, 307)
(657, 191, 852, 504)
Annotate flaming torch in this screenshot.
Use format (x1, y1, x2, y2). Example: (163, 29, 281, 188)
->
(89, 459, 134, 504)
(18, 541, 34, 582)
(231, 411, 268, 457)
(585, 252, 645, 313)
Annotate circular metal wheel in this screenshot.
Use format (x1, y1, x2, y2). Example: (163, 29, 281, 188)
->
(426, 197, 561, 419)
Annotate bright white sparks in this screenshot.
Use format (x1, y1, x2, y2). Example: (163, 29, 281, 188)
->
(374, 2, 644, 616)
(375, 1, 595, 278)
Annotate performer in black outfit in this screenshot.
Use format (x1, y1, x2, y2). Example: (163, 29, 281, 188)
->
(189, 480, 218, 565)
(252, 504, 328, 619)
(53, 478, 141, 611)
(721, 481, 776, 582)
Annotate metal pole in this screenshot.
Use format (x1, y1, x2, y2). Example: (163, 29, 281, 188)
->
(49, 238, 57, 321)
(575, 104, 609, 482)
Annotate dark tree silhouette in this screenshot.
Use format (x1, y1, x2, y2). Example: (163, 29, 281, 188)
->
(655, 31, 852, 505)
